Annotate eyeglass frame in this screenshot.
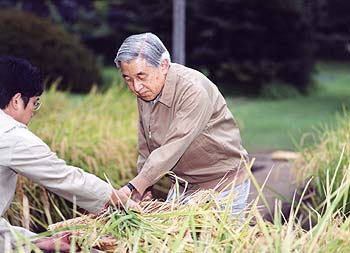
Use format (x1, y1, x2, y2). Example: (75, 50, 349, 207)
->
(21, 95, 42, 111)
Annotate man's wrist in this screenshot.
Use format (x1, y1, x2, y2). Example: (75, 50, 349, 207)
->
(126, 182, 136, 192)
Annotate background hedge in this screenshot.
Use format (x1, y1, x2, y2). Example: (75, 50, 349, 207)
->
(0, 9, 102, 93)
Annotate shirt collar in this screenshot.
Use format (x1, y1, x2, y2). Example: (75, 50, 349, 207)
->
(152, 93, 161, 105)
(158, 63, 177, 108)
(0, 109, 27, 133)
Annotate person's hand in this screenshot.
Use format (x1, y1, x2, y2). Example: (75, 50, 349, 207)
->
(34, 232, 77, 252)
(110, 187, 140, 210)
(141, 190, 153, 201)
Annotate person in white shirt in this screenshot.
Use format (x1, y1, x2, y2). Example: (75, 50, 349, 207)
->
(0, 56, 137, 252)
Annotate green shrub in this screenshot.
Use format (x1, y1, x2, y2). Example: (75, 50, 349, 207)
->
(260, 81, 301, 100)
(0, 9, 101, 93)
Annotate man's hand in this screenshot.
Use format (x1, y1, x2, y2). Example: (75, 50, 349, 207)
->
(141, 190, 153, 201)
(34, 232, 76, 252)
(110, 187, 140, 210)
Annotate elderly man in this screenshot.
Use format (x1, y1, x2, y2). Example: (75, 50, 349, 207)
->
(114, 32, 250, 215)
(0, 56, 137, 252)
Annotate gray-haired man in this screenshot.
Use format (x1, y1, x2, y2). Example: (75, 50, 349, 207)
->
(114, 32, 250, 216)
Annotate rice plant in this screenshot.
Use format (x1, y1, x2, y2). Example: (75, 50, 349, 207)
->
(294, 109, 350, 217)
(13, 162, 350, 253)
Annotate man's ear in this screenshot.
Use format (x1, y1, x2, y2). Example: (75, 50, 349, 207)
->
(10, 93, 22, 110)
(160, 59, 170, 75)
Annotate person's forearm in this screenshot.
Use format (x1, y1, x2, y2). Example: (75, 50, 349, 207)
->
(10, 135, 113, 214)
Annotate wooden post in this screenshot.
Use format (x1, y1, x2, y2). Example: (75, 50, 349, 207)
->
(172, 0, 186, 65)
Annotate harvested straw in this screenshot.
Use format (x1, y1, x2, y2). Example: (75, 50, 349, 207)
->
(48, 200, 175, 252)
(47, 189, 244, 252)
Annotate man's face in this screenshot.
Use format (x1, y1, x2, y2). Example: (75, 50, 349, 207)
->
(12, 95, 40, 125)
(120, 57, 169, 101)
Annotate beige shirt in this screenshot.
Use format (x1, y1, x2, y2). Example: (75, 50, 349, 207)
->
(0, 109, 112, 245)
(130, 63, 248, 195)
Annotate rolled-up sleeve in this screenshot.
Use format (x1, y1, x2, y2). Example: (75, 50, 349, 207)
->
(8, 130, 112, 214)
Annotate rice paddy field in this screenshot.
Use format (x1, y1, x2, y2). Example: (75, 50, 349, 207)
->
(7, 62, 350, 252)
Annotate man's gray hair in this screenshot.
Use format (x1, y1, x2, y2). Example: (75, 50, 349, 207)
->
(114, 32, 171, 68)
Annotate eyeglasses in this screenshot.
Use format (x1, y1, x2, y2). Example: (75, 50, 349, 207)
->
(33, 99, 41, 111)
(22, 96, 42, 111)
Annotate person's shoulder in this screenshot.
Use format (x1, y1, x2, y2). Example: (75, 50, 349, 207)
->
(172, 64, 218, 97)
(0, 126, 50, 162)
(172, 63, 205, 82)
(7, 126, 47, 148)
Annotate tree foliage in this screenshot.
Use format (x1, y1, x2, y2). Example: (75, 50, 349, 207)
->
(185, 0, 315, 95)
(309, 0, 350, 60)
(6, 0, 350, 95)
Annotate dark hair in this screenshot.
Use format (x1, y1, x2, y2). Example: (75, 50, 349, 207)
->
(0, 56, 43, 109)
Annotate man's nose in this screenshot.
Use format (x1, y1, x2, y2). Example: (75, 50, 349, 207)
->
(134, 81, 143, 92)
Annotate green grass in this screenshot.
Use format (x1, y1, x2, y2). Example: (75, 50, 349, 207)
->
(227, 62, 350, 152)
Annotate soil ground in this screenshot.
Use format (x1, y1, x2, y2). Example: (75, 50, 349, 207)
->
(248, 152, 299, 221)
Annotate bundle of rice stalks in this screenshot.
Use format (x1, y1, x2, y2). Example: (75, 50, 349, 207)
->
(47, 189, 247, 252)
(48, 211, 116, 251)
(47, 201, 175, 251)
